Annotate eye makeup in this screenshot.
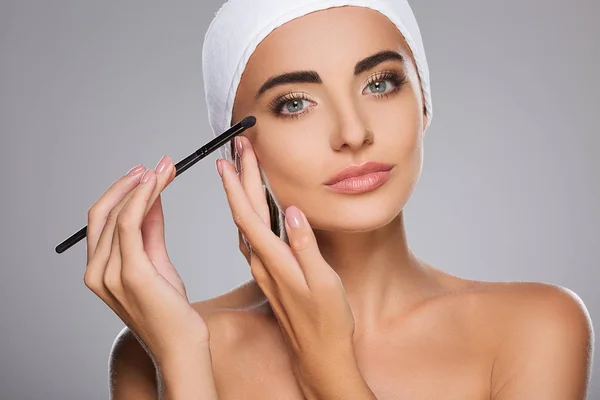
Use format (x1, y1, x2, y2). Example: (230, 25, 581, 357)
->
(363, 70, 408, 96)
(266, 69, 408, 119)
(267, 91, 313, 119)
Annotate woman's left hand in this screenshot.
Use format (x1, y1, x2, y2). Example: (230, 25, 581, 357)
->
(217, 135, 356, 385)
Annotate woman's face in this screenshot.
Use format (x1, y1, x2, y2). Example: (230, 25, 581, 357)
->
(231, 6, 427, 232)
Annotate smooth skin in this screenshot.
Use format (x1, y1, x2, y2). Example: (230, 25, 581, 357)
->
(101, 6, 593, 400)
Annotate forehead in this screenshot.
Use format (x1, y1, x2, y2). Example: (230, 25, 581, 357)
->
(240, 6, 413, 84)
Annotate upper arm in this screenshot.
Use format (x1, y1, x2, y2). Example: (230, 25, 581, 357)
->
(491, 284, 594, 399)
(108, 327, 158, 400)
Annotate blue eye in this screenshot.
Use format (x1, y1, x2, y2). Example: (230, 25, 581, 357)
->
(282, 98, 310, 114)
(268, 92, 314, 119)
(365, 80, 391, 94)
(362, 71, 407, 96)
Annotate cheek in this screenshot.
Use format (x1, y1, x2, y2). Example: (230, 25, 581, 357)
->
(254, 122, 327, 201)
(368, 93, 422, 159)
(392, 112, 423, 191)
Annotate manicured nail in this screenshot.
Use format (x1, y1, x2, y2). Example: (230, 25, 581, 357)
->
(235, 151, 242, 174)
(285, 206, 304, 228)
(216, 159, 223, 177)
(141, 169, 153, 183)
(155, 156, 170, 174)
(235, 136, 244, 156)
(126, 164, 144, 177)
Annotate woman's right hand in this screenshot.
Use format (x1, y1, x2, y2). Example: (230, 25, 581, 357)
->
(83, 156, 214, 389)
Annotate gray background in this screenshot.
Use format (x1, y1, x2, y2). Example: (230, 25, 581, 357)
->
(1, 0, 598, 398)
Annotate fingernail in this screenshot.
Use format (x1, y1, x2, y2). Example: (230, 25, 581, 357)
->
(216, 159, 223, 177)
(155, 156, 170, 174)
(126, 164, 144, 177)
(235, 136, 244, 156)
(235, 152, 242, 174)
(285, 206, 304, 228)
(141, 169, 153, 183)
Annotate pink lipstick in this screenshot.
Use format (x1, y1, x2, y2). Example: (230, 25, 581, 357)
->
(324, 161, 394, 194)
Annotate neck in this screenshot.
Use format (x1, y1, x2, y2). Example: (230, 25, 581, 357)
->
(312, 211, 442, 339)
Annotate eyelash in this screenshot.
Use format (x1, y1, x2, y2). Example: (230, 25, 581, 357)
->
(267, 70, 408, 120)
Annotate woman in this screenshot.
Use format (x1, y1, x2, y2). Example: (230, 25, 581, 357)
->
(84, 1, 593, 399)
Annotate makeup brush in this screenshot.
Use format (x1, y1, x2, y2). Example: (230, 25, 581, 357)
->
(55, 115, 256, 254)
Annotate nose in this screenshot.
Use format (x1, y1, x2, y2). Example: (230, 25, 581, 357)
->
(329, 96, 374, 153)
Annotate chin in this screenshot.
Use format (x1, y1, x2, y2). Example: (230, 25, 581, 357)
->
(307, 190, 410, 233)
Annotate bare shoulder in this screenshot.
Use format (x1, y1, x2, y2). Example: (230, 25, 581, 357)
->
(452, 280, 593, 398)
(448, 280, 593, 340)
(108, 279, 264, 399)
(463, 280, 592, 330)
(487, 280, 593, 349)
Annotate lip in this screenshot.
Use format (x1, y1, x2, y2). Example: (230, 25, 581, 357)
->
(324, 161, 395, 185)
(324, 161, 394, 194)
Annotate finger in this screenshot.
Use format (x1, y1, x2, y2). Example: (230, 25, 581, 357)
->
(236, 136, 270, 265)
(141, 193, 169, 262)
(105, 214, 124, 296)
(234, 148, 273, 292)
(234, 138, 278, 293)
(141, 157, 176, 265)
(236, 136, 270, 224)
(117, 169, 160, 281)
(283, 206, 336, 290)
(83, 224, 130, 326)
(112, 158, 173, 296)
(85, 242, 130, 325)
(142, 161, 187, 297)
(92, 189, 137, 269)
(85, 178, 143, 307)
(218, 158, 307, 290)
(105, 177, 153, 304)
(100, 225, 132, 324)
(86, 165, 146, 263)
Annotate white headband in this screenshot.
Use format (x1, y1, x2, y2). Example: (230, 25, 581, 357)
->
(202, 0, 433, 163)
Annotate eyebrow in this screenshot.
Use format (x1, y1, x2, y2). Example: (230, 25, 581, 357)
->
(255, 50, 404, 99)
